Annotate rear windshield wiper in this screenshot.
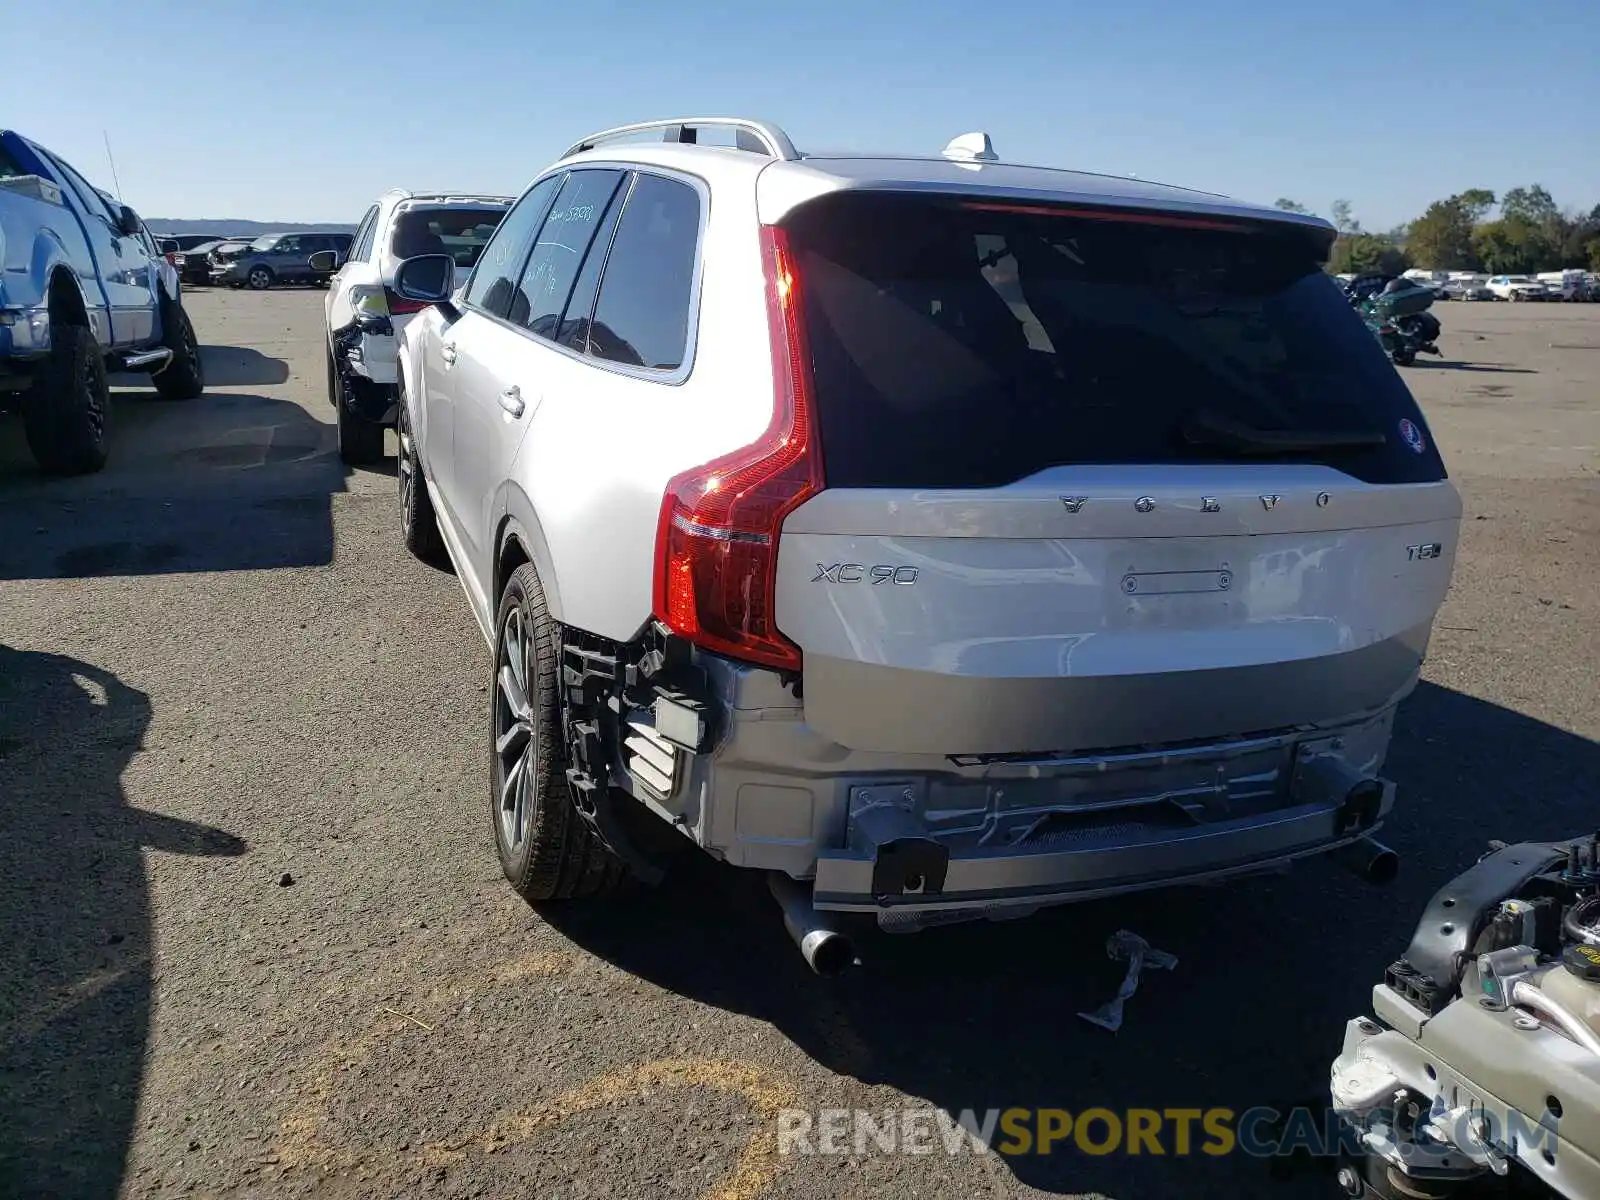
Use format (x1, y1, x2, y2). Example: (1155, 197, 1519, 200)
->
(1181, 408, 1387, 456)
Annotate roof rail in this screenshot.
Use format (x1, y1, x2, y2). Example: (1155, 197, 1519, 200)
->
(563, 118, 800, 162)
(398, 192, 514, 206)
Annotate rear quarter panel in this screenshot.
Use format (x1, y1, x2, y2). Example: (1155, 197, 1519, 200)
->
(504, 164, 777, 644)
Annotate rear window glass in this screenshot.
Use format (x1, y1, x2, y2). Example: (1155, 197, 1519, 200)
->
(784, 194, 1446, 488)
(391, 206, 509, 269)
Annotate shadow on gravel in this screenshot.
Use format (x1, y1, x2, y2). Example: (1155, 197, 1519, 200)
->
(1415, 361, 1538, 374)
(194, 345, 291, 388)
(0, 347, 350, 581)
(0, 645, 247, 1199)
(541, 682, 1600, 1200)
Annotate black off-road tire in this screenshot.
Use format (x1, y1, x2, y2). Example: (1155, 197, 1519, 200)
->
(330, 349, 385, 465)
(23, 325, 110, 475)
(1392, 349, 1416, 367)
(153, 299, 204, 400)
(397, 383, 448, 567)
(491, 564, 631, 902)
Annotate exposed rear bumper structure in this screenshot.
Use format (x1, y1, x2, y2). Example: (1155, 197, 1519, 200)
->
(636, 651, 1407, 938)
(812, 772, 1392, 920)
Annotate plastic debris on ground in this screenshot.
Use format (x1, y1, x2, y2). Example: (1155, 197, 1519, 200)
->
(1077, 929, 1177, 1032)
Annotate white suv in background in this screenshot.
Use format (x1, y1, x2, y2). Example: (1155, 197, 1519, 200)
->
(389, 118, 1460, 973)
(316, 189, 511, 463)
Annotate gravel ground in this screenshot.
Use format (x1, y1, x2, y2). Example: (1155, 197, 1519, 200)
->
(1, 289, 1596, 1200)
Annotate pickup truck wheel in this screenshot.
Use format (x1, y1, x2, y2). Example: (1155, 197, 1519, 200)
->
(247, 266, 274, 291)
(153, 301, 204, 400)
(397, 383, 448, 567)
(23, 325, 110, 475)
(491, 564, 631, 902)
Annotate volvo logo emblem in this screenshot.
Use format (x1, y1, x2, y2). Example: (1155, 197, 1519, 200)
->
(1135, 496, 1155, 513)
(1061, 497, 1087, 513)
(1317, 491, 1331, 508)
(1201, 497, 1220, 513)
(1260, 495, 1280, 511)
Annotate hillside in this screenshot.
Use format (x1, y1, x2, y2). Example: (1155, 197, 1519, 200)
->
(147, 218, 358, 237)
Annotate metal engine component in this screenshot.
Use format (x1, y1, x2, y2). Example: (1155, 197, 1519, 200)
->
(1331, 836, 1600, 1198)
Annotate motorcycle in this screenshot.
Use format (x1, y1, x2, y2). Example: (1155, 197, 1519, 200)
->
(1348, 278, 1442, 367)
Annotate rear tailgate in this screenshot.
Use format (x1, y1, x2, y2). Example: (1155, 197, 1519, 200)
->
(771, 192, 1458, 755)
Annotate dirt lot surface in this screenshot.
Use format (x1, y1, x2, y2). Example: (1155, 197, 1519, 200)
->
(2, 290, 1597, 1200)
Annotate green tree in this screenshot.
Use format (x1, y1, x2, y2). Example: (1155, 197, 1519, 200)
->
(1501, 184, 1557, 225)
(1471, 218, 1549, 274)
(1329, 234, 1410, 276)
(1274, 198, 1309, 213)
(1500, 184, 1573, 268)
(1406, 194, 1483, 269)
(1330, 199, 1358, 233)
(1455, 189, 1497, 223)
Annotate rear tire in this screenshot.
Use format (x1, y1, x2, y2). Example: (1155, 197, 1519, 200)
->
(153, 299, 204, 400)
(397, 381, 448, 568)
(23, 325, 110, 475)
(491, 564, 631, 902)
(1392, 349, 1416, 366)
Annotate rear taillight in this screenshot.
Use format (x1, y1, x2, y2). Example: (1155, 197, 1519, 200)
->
(384, 286, 429, 316)
(651, 225, 822, 672)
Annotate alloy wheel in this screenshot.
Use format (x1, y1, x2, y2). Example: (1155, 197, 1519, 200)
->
(249, 268, 271, 290)
(397, 396, 417, 526)
(494, 605, 537, 855)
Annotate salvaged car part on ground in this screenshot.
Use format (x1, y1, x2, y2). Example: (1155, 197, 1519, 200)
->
(1332, 837, 1600, 1198)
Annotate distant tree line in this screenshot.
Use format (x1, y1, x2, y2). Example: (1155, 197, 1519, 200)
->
(1272, 187, 1600, 276)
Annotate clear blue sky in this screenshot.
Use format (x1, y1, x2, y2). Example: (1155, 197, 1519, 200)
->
(7, 0, 1597, 228)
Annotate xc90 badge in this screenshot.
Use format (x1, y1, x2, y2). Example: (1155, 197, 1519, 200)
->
(812, 564, 919, 585)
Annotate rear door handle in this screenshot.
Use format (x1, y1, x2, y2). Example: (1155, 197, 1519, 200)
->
(498, 386, 525, 418)
(440, 343, 457, 367)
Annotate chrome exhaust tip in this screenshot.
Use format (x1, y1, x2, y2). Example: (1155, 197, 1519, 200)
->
(768, 873, 858, 976)
(1332, 836, 1399, 886)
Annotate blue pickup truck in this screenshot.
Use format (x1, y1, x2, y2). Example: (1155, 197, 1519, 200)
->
(0, 129, 204, 474)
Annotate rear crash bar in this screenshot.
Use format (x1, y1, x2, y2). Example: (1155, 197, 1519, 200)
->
(811, 768, 1397, 915)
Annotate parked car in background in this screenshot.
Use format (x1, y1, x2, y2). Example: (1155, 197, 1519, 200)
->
(212, 231, 353, 290)
(206, 238, 251, 274)
(313, 190, 510, 463)
(171, 239, 230, 286)
(156, 233, 229, 253)
(1485, 274, 1547, 301)
(388, 118, 1460, 970)
(1442, 278, 1493, 301)
(0, 128, 204, 474)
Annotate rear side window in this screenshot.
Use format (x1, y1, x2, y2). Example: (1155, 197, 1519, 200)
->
(783, 194, 1447, 488)
(511, 170, 624, 336)
(557, 180, 628, 352)
(465, 175, 561, 318)
(350, 206, 380, 262)
(0, 142, 25, 179)
(390, 206, 508, 270)
(588, 174, 700, 370)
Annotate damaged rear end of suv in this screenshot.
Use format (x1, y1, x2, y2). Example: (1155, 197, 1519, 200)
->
(395, 120, 1460, 973)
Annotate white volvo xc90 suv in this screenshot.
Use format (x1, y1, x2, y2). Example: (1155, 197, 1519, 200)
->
(391, 118, 1459, 972)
